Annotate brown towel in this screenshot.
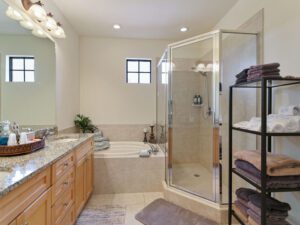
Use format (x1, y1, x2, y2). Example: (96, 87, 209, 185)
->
(248, 68, 280, 74)
(233, 204, 248, 223)
(234, 150, 300, 176)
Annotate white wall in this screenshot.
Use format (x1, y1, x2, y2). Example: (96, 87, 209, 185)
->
(216, 1, 300, 223)
(80, 37, 169, 125)
(0, 35, 55, 125)
(44, 1, 80, 130)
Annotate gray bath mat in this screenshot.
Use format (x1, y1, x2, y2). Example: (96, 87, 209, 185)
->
(76, 205, 126, 225)
(135, 199, 218, 225)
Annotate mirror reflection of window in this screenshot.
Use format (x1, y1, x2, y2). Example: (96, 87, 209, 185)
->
(6, 56, 35, 82)
(161, 61, 168, 84)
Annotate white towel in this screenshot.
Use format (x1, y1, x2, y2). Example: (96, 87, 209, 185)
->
(233, 121, 249, 129)
(279, 105, 300, 116)
(139, 149, 151, 157)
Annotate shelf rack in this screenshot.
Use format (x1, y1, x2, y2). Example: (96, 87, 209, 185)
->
(228, 76, 300, 225)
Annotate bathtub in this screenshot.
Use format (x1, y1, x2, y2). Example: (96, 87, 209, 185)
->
(93, 141, 165, 194)
(94, 141, 164, 158)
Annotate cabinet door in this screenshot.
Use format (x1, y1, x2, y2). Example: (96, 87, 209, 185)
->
(75, 156, 86, 216)
(9, 220, 17, 225)
(16, 189, 51, 225)
(85, 153, 94, 199)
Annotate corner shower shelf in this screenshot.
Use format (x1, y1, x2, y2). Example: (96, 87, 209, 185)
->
(228, 76, 300, 225)
(192, 103, 204, 107)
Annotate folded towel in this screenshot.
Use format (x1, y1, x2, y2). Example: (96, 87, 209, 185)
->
(236, 188, 258, 202)
(139, 149, 151, 157)
(235, 160, 300, 189)
(248, 201, 289, 218)
(249, 194, 291, 212)
(248, 211, 290, 225)
(233, 121, 250, 129)
(94, 141, 110, 151)
(279, 105, 300, 116)
(234, 150, 300, 176)
(236, 68, 250, 79)
(233, 204, 248, 223)
(235, 200, 249, 216)
(248, 68, 280, 74)
(250, 63, 280, 70)
(94, 136, 110, 142)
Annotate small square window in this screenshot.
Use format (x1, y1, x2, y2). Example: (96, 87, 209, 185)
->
(7, 56, 35, 82)
(126, 59, 151, 84)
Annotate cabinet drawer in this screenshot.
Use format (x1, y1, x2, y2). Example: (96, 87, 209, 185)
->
(76, 139, 93, 162)
(52, 152, 75, 183)
(0, 168, 51, 225)
(52, 186, 74, 225)
(52, 167, 75, 204)
(59, 205, 75, 225)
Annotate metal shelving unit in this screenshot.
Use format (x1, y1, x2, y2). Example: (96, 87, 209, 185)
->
(228, 76, 300, 225)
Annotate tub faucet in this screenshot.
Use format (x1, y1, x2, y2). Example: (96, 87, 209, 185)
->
(148, 143, 159, 154)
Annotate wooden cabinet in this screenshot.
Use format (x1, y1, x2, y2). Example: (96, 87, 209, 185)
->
(85, 153, 94, 199)
(16, 188, 52, 225)
(75, 140, 94, 217)
(0, 137, 94, 225)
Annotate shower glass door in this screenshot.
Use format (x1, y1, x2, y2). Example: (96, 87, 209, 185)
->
(168, 33, 220, 201)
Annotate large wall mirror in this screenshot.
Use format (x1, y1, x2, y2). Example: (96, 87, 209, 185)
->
(0, 0, 56, 126)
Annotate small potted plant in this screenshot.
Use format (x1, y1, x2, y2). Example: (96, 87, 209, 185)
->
(74, 114, 98, 133)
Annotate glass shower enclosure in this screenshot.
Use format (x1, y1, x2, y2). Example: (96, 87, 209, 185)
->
(157, 30, 259, 203)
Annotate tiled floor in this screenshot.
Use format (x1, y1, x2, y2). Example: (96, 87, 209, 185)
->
(84, 192, 164, 225)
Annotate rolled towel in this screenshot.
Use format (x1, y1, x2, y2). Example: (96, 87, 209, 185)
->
(234, 150, 300, 176)
(268, 114, 300, 132)
(139, 149, 151, 157)
(233, 121, 250, 129)
(236, 188, 258, 202)
(279, 105, 300, 116)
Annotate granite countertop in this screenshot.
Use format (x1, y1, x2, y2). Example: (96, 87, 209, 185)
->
(0, 133, 94, 198)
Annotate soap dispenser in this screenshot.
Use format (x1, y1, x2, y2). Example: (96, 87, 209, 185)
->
(0, 120, 10, 145)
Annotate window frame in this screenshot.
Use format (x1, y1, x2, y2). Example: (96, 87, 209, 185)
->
(126, 59, 152, 84)
(8, 56, 35, 82)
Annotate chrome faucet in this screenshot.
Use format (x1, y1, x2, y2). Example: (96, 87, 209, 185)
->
(148, 143, 159, 154)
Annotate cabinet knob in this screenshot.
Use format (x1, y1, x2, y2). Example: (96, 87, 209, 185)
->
(64, 162, 69, 167)
(64, 203, 68, 207)
(63, 181, 69, 185)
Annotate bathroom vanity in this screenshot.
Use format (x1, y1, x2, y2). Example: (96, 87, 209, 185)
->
(0, 134, 94, 225)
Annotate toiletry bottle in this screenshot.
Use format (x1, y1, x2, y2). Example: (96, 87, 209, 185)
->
(197, 95, 202, 105)
(193, 95, 198, 104)
(0, 121, 10, 145)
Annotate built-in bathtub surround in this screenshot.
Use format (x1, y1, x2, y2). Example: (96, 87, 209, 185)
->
(93, 142, 164, 194)
(0, 133, 94, 197)
(96, 124, 156, 142)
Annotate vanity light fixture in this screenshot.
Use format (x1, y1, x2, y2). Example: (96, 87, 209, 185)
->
(51, 22, 66, 38)
(113, 24, 121, 29)
(6, 6, 23, 21)
(32, 28, 47, 38)
(20, 20, 34, 30)
(180, 27, 188, 32)
(5, 0, 66, 39)
(42, 13, 58, 31)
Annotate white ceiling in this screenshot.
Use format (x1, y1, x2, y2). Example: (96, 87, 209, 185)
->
(52, 0, 238, 40)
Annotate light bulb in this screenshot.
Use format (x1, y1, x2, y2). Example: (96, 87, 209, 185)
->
(51, 25, 66, 38)
(180, 27, 188, 32)
(43, 14, 57, 31)
(113, 24, 121, 29)
(28, 4, 47, 21)
(32, 29, 47, 38)
(6, 6, 23, 21)
(20, 20, 34, 30)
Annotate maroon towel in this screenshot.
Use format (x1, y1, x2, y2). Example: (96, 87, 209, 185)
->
(248, 69, 280, 76)
(248, 68, 280, 74)
(235, 200, 249, 217)
(248, 201, 288, 218)
(247, 209, 290, 225)
(236, 188, 258, 202)
(250, 63, 280, 70)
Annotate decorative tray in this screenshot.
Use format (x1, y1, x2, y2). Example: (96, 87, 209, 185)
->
(0, 139, 45, 156)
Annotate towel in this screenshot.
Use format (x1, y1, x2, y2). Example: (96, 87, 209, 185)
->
(235, 160, 300, 189)
(235, 200, 249, 217)
(139, 149, 151, 157)
(235, 68, 249, 84)
(250, 63, 280, 70)
(233, 204, 248, 223)
(94, 136, 110, 142)
(279, 105, 300, 116)
(268, 114, 300, 132)
(236, 188, 258, 202)
(233, 121, 250, 129)
(234, 150, 300, 176)
(248, 68, 280, 74)
(249, 194, 291, 212)
(247, 209, 290, 225)
(248, 201, 289, 218)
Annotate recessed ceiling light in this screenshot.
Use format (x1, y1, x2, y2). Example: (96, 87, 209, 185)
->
(180, 27, 188, 32)
(113, 24, 121, 30)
